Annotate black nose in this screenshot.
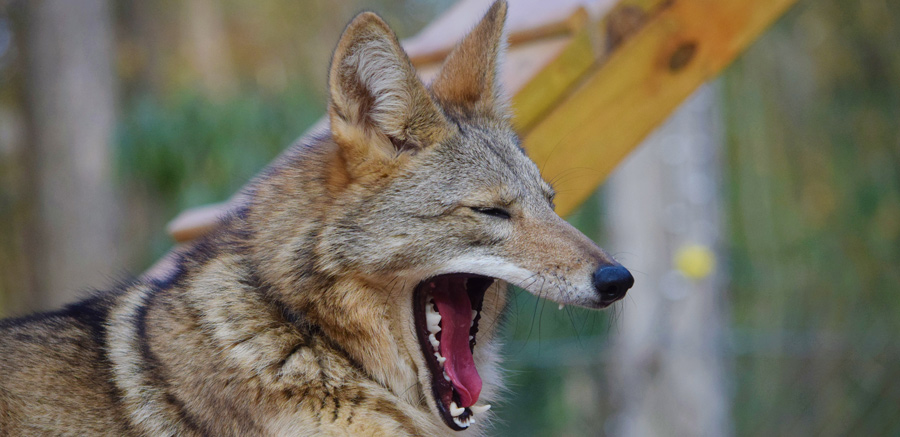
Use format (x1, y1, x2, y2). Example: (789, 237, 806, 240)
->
(592, 265, 634, 304)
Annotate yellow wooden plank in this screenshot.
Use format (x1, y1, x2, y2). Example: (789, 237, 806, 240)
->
(511, 22, 595, 133)
(525, 0, 798, 217)
(166, 201, 230, 243)
(597, 0, 664, 48)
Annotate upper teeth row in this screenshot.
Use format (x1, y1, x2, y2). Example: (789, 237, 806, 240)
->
(426, 300, 441, 333)
(426, 300, 449, 382)
(426, 299, 479, 337)
(426, 300, 478, 372)
(450, 402, 491, 428)
(426, 297, 489, 429)
(427, 301, 450, 381)
(427, 301, 442, 355)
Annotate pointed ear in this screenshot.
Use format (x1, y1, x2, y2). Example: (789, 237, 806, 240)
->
(430, 0, 508, 116)
(328, 12, 452, 165)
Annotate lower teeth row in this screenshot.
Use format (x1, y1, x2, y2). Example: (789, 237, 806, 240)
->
(450, 402, 491, 428)
(453, 415, 473, 428)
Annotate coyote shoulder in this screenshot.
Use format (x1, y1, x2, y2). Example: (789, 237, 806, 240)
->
(0, 1, 632, 435)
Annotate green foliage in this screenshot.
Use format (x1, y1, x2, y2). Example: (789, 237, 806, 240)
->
(118, 88, 321, 208)
(724, 1, 900, 435)
(116, 88, 321, 261)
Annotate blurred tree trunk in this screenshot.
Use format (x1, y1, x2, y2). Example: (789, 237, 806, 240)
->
(22, 0, 119, 312)
(0, 108, 30, 317)
(130, 0, 170, 95)
(182, 0, 237, 96)
(604, 85, 731, 437)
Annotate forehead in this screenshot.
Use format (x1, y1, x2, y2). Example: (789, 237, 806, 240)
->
(438, 123, 553, 199)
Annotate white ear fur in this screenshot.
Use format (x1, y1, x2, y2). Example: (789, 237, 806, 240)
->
(329, 13, 449, 153)
(335, 36, 410, 139)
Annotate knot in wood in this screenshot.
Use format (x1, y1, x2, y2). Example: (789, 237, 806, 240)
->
(668, 41, 697, 72)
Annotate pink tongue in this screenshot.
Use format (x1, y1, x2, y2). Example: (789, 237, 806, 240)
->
(432, 277, 481, 408)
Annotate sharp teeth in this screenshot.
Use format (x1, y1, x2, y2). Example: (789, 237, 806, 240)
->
(470, 404, 491, 415)
(429, 333, 440, 350)
(471, 309, 478, 320)
(558, 303, 565, 310)
(469, 416, 476, 424)
(426, 311, 442, 332)
(434, 352, 446, 365)
(452, 416, 469, 428)
(469, 335, 474, 341)
(443, 371, 451, 382)
(449, 402, 465, 417)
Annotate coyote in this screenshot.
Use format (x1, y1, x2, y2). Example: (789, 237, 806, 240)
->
(0, 1, 633, 435)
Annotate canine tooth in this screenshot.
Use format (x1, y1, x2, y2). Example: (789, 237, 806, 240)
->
(434, 352, 447, 365)
(558, 303, 565, 310)
(470, 404, 491, 415)
(429, 333, 440, 349)
(449, 402, 465, 417)
(443, 371, 451, 382)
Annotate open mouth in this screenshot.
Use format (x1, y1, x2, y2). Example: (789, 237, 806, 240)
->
(414, 273, 495, 430)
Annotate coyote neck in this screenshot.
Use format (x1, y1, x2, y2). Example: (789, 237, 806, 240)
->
(265, 269, 423, 406)
(236, 140, 423, 404)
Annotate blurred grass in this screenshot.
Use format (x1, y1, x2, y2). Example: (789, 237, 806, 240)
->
(115, 88, 320, 265)
(723, 1, 900, 435)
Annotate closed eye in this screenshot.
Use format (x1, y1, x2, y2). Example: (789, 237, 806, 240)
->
(471, 207, 511, 220)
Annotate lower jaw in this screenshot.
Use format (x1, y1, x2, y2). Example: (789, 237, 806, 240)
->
(413, 273, 495, 431)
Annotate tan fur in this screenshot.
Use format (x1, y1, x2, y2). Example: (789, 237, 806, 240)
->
(0, 2, 628, 435)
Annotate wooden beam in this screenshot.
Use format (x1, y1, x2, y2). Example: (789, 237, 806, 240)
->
(525, 0, 798, 216)
(511, 19, 595, 133)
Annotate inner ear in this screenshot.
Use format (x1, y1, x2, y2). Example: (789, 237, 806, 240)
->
(389, 136, 420, 153)
(328, 11, 451, 160)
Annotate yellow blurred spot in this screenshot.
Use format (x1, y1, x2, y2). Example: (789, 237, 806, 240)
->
(675, 244, 715, 280)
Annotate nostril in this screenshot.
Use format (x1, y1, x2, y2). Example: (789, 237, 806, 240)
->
(592, 265, 635, 302)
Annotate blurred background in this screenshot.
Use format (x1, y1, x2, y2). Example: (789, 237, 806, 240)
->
(0, 0, 898, 436)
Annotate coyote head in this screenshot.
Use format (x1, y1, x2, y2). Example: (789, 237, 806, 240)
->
(250, 1, 632, 431)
